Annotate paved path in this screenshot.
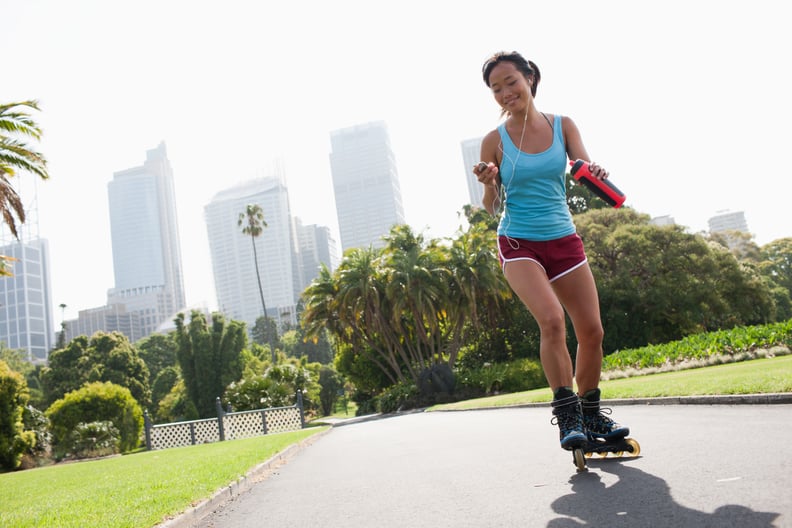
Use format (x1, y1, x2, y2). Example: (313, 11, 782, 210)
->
(185, 403, 790, 527)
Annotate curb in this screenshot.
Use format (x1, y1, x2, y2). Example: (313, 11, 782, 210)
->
(609, 392, 792, 406)
(154, 427, 332, 528)
(429, 392, 792, 412)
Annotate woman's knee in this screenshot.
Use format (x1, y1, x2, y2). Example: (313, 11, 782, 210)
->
(577, 322, 604, 348)
(536, 311, 567, 339)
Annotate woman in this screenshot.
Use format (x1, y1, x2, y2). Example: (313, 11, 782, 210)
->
(473, 51, 628, 450)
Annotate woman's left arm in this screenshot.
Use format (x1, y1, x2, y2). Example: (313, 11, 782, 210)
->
(563, 116, 609, 179)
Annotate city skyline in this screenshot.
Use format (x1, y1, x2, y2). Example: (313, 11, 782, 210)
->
(3, 1, 790, 324)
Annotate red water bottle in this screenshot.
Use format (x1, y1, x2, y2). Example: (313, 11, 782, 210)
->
(569, 159, 626, 208)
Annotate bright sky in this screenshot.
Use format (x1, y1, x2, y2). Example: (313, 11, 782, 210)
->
(3, 0, 790, 323)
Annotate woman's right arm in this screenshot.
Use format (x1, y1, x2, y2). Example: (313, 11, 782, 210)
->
(477, 130, 502, 215)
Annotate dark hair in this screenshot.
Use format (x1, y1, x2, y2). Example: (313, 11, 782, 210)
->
(482, 51, 541, 97)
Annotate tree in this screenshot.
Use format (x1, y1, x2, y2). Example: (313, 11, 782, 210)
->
(239, 204, 277, 363)
(444, 214, 512, 368)
(155, 380, 198, 423)
(0, 344, 33, 377)
(56, 303, 68, 349)
(565, 173, 610, 215)
(136, 333, 178, 385)
(150, 366, 180, 413)
(251, 315, 279, 354)
(759, 238, 792, 294)
(756, 238, 792, 321)
(0, 360, 36, 470)
(302, 223, 512, 396)
(173, 310, 246, 417)
(318, 365, 344, 416)
(40, 332, 151, 408)
(575, 208, 775, 351)
(708, 230, 761, 262)
(0, 100, 50, 276)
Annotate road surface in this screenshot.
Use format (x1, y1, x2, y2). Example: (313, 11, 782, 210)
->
(189, 404, 790, 527)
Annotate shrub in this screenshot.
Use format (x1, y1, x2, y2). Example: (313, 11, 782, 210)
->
(376, 381, 420, 413)
(46, 382, 143, 456)
(603, 319, 792, 372)
(0, 360, 36, 470)
(67, 421, 120, 459)
(22, 405, 50, 458)
(224, 375, 293, 411)
(456, 358, 547, 395)
(499, 358, 547, 393)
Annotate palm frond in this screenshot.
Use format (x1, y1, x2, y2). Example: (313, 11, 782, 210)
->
(0, 175, 25, 238)
(0, 100, 43, 139)
(0, 137, 49, 179)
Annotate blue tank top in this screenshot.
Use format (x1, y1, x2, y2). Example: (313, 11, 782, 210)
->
(497, 114, 575, 241)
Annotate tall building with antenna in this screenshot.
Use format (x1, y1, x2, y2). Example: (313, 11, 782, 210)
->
(0, 183, 55, 363)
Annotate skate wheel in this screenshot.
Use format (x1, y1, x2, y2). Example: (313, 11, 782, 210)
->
(597, 451, 608, 458)
(573, 448, 587, 472)
(625, 438, 641, 457)
(613, 451, 624, 457)
(584, 451, 593, 458)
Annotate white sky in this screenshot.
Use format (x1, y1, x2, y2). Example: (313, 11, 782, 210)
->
(2, 0, 790, 323)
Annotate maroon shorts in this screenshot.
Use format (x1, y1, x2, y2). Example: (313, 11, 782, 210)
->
(497, 233, 588, 282)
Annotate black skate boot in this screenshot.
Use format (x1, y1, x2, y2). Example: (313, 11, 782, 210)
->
(580, 388, 629, 440)
(551, 387, 586, 450)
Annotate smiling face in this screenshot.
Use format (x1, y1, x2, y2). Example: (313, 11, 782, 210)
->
(487, 61, 533, 114)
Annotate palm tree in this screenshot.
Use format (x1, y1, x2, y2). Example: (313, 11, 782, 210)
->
(445, 220, 511, 367)
(238, 204, 276, 363)
(0, 100, 50, 275)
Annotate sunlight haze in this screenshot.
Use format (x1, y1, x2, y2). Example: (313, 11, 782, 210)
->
(2, 0, 789, 323)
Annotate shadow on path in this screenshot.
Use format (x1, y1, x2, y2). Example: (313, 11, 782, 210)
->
(548, 460, 778, 527)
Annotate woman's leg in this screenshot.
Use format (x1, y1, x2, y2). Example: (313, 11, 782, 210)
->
(504, 259, 588, 448)
(552, 264, 629, 438)
(550, 262, 604, 395)
(503, 260, 572, 390)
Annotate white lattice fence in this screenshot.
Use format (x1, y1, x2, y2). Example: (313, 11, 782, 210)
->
(149, 418, 220, 450)
(265, 406, 303, 433)
(224, 411, 266, 440)
(145, 395, 305, 450)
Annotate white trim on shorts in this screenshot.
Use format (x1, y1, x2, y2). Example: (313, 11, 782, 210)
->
(497, 242, 588, 283)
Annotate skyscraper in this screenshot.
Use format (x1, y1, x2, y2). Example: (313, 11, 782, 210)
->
(0, 238, 54, 363)
(106, 142, 185, 338)
(329, 121, 405, 251)
(294, 217, 339, 292)
(205, 174, 299, 332)
(708, 210, 749, 234)
(461, 136, 484, 207)
(0, 180, 55, 363)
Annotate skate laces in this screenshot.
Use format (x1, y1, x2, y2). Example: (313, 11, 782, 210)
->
(551, 407, 583, 435)
(584, 407, 618, 432)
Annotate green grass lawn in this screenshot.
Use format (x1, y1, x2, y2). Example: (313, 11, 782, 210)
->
(429, 354, 792, 411)
(0, 427, 327, 528)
